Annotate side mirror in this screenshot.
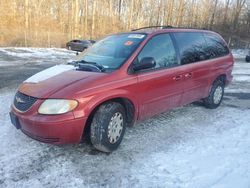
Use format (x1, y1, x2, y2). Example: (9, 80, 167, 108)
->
(133, 57, 156, 72)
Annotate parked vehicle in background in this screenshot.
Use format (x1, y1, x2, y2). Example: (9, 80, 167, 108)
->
(88, 40, 96, 44)
(66, 40, 95, 52)
(10, 26, 234, 153)
(246, 50, 250, 62)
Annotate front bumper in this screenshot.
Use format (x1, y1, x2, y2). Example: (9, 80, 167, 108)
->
(10, 105, 87, 145)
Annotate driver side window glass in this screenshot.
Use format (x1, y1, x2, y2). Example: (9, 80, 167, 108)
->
(137, 34, 178, 69)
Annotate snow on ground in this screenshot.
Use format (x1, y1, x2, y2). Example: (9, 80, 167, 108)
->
(0, 47, 75, 59)
(0, 48, 250, 188)
(231, 61, 250, 82)
(231, 49, 249, 59)
(0, 47, 75, 67)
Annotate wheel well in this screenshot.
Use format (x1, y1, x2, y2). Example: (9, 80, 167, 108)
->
(82, 97, 136, 141)
(215, 74, 226, 85)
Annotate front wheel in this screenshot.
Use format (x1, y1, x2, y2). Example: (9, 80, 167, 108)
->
(90, 102, 126, 153)
(203, 80, 224, 109)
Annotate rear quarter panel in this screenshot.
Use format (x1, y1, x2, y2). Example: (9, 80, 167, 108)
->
(206, 54, 234, 96)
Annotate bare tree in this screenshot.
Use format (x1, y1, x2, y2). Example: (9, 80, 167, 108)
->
(91, 0, 96, 39)
(232, 0, 246, 31)
(24, 0, 29, 47)
(210, 0, 219, 29)
(223, 0, 232, 24)
(0, 0, 249, 47)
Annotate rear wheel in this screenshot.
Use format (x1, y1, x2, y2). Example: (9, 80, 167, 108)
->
(203, 80, 224, 109)
(90, 102, 126, 153)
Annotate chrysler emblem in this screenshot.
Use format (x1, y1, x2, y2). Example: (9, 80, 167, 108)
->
(16, 96, 25, 103)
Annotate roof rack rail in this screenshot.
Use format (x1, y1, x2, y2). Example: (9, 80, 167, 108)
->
(131, 25, 173, 31)
(131, 25, 209, 31)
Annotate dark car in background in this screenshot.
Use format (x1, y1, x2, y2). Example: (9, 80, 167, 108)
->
(246, 50, 250, 62)
(66, 40, 95, 52)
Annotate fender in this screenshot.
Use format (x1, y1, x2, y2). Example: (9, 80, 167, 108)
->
(73, 88, 139, 120)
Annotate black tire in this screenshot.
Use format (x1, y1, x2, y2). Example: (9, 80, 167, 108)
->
(90, 102, 126, 153)
(203, 80, 224, 109)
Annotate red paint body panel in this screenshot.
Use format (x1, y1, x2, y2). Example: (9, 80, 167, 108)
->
(11, 28, 234, 145)
(135, 67, 183, 119)
(11, 99, 87, 144)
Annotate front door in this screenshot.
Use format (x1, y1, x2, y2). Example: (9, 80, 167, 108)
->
(132, 33, 184, 120)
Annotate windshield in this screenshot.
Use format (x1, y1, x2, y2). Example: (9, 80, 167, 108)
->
(74, 33, 146, 70)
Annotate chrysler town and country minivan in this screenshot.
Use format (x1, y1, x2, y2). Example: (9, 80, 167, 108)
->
(10, 26, 234, 152)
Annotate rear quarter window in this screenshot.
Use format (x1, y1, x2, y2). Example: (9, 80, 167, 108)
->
(173, 32, 207, 65)
(203, 33, 229, 58)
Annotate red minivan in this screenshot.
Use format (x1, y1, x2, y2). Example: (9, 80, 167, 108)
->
(10, 26, 234, 152)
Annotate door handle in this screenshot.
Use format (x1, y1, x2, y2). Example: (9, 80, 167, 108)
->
(184, 72, 193, 78)
(173, 75, 183, 81)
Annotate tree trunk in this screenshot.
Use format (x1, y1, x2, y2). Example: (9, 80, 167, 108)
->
(209, 0, 219, 29)
(223, 0, 231, 24)
(74, 0, 79, 38)
(91, 0, 96, 39)
(24, 0, 29, 47)
(84, 0, 88, 38)
(176, 0, 185, 26)
(233, 0, 246, 32)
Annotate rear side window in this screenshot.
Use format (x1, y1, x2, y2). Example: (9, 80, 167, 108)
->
(137, 34, 178, 69)
(203, 33, 229, 58)
(173, 32, 207, 65)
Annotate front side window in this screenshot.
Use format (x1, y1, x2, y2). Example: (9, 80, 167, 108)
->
(75, 34, 146, 70)
(136, 34, 178, 69)
(173, 32, 207, 65)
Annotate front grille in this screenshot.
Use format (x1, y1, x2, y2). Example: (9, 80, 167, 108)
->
(14, 91, 37, 112)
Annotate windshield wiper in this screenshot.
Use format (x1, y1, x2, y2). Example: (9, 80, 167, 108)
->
(69, 60, 105, 72)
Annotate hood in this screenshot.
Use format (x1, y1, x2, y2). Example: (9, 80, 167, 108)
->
(19, 64, 105, 98)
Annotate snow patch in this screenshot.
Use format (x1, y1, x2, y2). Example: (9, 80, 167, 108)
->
(231, 49, 249, 59)
(0, 47, 75, 58)
(233, 75, 250, 82)
(24, 64, 75, 83)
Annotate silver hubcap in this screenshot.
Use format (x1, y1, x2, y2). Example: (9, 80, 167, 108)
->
(213, 86, 223, 104)
(107, 112, 124, 144)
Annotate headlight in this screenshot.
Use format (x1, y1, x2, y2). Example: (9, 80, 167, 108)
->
(38, 99, 78, 115)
